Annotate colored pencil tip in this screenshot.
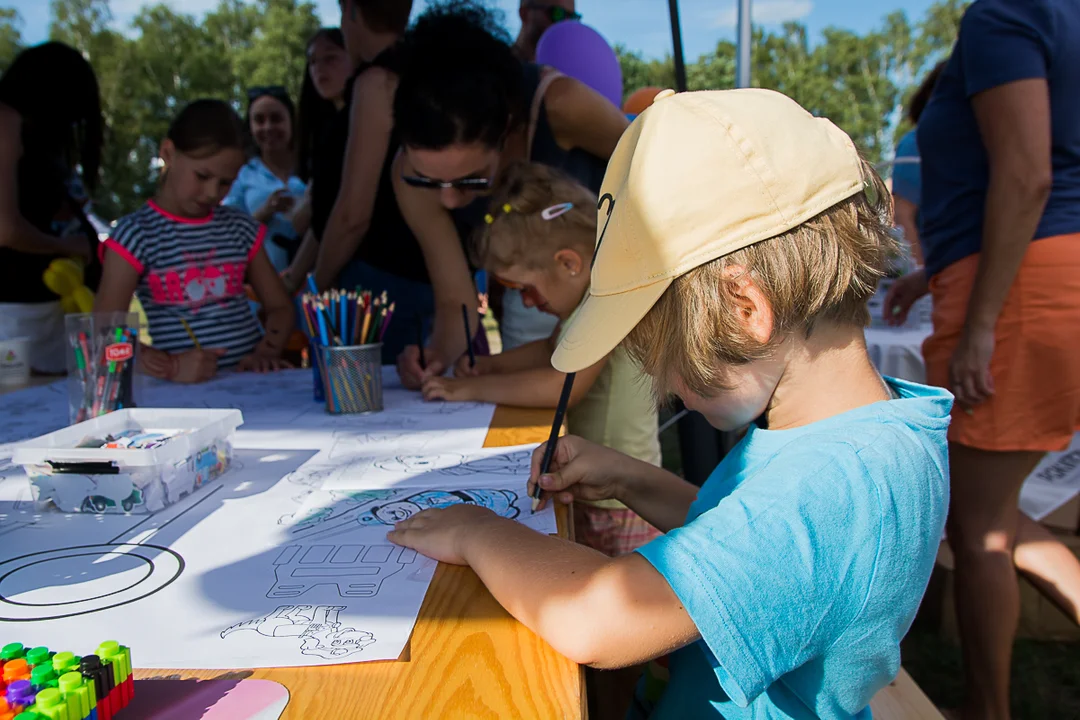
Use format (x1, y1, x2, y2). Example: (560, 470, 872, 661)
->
(530, 496, 540, 513)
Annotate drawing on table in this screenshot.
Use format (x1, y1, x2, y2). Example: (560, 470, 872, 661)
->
(289, 487, 521, 541)
(0, 384, 67, 445)
(0, 543, 184, 622)
(327, 431, 440, 460)
(389, 400, 488, 415)
(267, 543, 417, 598)
(220, 604, 376, 660)
(372, 450, 532, 477)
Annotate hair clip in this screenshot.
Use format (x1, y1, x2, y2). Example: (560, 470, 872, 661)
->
(540, 202, 573, 221)
(484, 213, 495, 224)
(502, 203, 513, 214)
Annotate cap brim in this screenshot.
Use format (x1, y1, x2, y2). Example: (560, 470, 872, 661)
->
(552, 278, 673, 373)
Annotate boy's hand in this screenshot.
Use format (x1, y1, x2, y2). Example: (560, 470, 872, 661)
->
(397, 345, 444, 390)
(387, 505, 502, 564)
(883, 269, 928, 326)
(421, 375, 476, 402)
(172, 348, 228, 383)
(528, 435, 627, 510)
(453, 354, 487, 378)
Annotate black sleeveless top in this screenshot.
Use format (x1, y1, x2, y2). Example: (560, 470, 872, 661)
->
(310, 45, 427, 284)
(0, 93, 101, 303)
(451, 63, 609, 243)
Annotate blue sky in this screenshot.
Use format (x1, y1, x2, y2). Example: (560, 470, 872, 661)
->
(9, 0, 937, 60)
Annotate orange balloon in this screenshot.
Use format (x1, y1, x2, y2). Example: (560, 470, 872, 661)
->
(623, 86, 663, 115)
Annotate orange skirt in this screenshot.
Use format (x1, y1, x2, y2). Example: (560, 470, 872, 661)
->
(922, 233, 1080, 452)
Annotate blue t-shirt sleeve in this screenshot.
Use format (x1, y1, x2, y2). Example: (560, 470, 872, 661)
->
(222, 165, 251, 211)
(636, 445, 881, 706)
(891, 130, 920, 205)
(960, 0, 1051, 97)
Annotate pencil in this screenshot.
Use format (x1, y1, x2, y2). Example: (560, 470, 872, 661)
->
(462, 303, 475, 369)
(416, 314, 426, 370)
(532, 372, 576, 512)
(180, 318, 201, 350)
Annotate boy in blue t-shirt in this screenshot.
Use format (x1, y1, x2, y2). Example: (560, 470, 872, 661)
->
(388, 89, 952, 718)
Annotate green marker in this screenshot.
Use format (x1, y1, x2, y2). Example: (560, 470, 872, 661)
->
(31, 688, 65, 720)
(12, 711, 46, 720)
(25, 647, 51, 669)
(51, 653, 78, 676)
(58, 673, 88, 719)
(1, 642, 25, 660)
(30, 664, 58, 690)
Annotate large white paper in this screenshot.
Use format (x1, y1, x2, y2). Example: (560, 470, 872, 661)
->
(1019, 433, 1080, 521)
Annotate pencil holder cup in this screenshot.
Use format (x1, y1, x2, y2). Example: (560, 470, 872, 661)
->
(310, 340, 325, 403)
(317, 343, 383, 415)
(65, 312, 141, 425)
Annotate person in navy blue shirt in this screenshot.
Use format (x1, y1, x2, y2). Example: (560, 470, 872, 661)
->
(886, 2, 1080, 717)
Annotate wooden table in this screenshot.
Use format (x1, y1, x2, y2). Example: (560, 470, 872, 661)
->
(134, 404, 586, 719)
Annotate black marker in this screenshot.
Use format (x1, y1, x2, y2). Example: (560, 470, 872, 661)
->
(81, 654, 107, 713)
(532, 372, 576, 512)
(462, 303, 476, 369)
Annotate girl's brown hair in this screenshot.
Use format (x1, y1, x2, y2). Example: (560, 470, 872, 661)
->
(472, 161, 598, 271)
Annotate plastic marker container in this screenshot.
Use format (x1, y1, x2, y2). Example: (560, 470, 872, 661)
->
(13, 408, 242, 514)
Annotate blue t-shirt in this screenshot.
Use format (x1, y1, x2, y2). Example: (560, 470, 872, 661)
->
(918, 0, 1080, 278)
(891, 130, 920, 206)
(634, 378, 951, 719)
(223, 157, 307, 272)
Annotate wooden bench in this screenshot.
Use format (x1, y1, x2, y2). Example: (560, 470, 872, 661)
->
(870, 669, 944, 719)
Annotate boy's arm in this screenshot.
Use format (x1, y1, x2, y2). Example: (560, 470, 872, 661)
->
(480, 337, 557, 375)
(426, 355, 607, 407)
(389, 507, 699, 669)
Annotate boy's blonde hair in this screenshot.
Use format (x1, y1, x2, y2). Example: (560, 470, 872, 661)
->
(624, 160, 899, 399)
(472, 162, 598, 272)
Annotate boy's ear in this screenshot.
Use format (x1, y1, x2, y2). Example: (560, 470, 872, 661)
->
(553, 248, 584, 276)
(725, 266, 773, 344)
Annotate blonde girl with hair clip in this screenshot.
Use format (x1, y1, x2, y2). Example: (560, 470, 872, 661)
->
(422, 161, 663, 559)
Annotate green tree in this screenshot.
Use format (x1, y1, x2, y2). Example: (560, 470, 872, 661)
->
(0, 8, 22, 73)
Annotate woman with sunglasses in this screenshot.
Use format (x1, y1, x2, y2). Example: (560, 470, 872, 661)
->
(222, 86, 307, 272)
(513, 0, 579, 62)
(392, 0, 628, 389)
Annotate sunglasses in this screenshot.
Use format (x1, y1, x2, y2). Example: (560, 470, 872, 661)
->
(525, 3, 582, 22)
(401, 174, 493, 191)
(247, 85, 290, 102)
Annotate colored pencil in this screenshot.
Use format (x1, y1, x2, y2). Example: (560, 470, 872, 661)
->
(532, 372, 576, 512)
(462, 303, 475, 369)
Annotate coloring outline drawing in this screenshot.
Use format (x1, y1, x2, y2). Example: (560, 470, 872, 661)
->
(267, 542, 417, 599)
(220, 604, 376, 660)
(372, 450, 532, 477)
(288, 487, 522, 541)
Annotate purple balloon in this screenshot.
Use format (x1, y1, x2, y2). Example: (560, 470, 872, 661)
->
(535, 21, 622, 109)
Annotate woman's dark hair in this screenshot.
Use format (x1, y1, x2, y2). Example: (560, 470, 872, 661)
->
(297, 28, 345, 182)
(395, 0, 525, 151)
(907, 61, 947, 125)
(245, 86, 297, 159)
(167, 99, 247, 158)
(343, 0, 414, 35)
(0, 42, 104, 190)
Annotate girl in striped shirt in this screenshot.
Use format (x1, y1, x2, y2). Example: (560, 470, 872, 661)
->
(95, 99, 295, 382)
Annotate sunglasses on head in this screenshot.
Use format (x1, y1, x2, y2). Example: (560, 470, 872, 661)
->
(526, 3, 581, 22)
(401, 174, 493, 191)
(247, 85, 290, 102)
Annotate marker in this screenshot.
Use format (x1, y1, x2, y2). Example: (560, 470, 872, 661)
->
(49, 656, 76, 679)
(29, 666, 56, 692)
(31, 688, 65, 720)
(0, 647, 23, 663)
(532, 372, 576, 512)
(6, 680, 34, 710)
(12, 712, 45, 720)
(3, 661, 28, 683)
(57, 674, 88, 720)
(78, 658, 106, 720)
(24, 650, 49, 671)
(0, 697, 14, 720)
(94, 644, 124, 707)
(461, 304, 475, 369)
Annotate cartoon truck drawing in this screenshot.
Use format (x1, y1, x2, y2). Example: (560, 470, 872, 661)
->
(30, 473, 143, 514)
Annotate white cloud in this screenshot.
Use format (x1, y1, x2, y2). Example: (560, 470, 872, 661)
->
(712, 0, 814, 28)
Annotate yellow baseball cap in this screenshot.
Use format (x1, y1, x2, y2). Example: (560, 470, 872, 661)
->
(552, 88, 867, 373)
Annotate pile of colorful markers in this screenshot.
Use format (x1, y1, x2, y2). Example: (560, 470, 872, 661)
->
(0, 640, 133, 720)
(68, 325, 137, 424)
(298, 276, 395, 348)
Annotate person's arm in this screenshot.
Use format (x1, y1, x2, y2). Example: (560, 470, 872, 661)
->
(460, 337, 557, 376)
(891, 194, 924, 266)
(94, 249, 176, 380)
(391, 509, 698, 669)
(291, 186, 312, 238)
(951, 78, 1051, 405)
(426, 353, 608, 408)
(313, 68, 396, 290)
(283, 229, 318, 295)
(0, 105, 92, 259)
(543, 76, 629, 160)
(246, 246, 295, 359)
(393, 152, 479, 380)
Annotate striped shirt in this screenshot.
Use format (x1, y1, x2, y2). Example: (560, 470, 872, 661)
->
(103, 201, 266, 367)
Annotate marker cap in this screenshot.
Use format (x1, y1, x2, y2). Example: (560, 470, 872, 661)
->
(3, 661, 28, 682)
(28, 666, 54, 688)
(35, 689, 61, 709)
(0, 647, 22, 662)
(23, 650, 49, 670)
